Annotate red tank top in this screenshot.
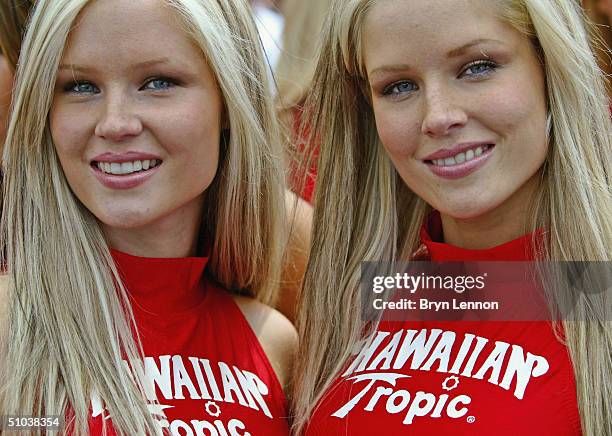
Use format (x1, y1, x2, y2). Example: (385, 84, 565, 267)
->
(305, 213, 582, 435)
(83, 249, 290, 435)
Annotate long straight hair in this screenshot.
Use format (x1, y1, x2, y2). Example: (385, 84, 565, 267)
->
(293, 0, 612, 434)
(0, 0, 285, 434)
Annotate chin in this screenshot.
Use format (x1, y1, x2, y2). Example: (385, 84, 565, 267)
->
(434, 196, 500, 221)
(94, 208, 158, 230)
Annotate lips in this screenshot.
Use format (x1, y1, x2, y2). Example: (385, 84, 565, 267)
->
(90, 151, 163, 189)
(425, 144, 494, 167)
(92, 159, 161, 175)
(422, 142, 495, 162)
(91, 151, 161, 164)
(422, 142, 496, 180)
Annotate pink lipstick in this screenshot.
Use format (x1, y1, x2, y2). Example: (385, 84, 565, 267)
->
(90, 152, 163, 189)
(423, 142, 495, 180)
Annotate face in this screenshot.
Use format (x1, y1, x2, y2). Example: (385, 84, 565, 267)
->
(363, 0, 548, 224)
(0, 54, 14, 150)
(50, 0, 223, 244)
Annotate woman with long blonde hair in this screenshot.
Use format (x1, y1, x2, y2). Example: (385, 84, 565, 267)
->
(0, 0, 297, 434)
(294, 0, 611, 435)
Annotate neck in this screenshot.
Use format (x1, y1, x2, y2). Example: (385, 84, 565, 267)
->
(102, 200, 204, 258)
(441, 212, 528, 249)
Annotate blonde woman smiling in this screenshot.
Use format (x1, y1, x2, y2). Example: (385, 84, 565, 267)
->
(0, 0, 298, 434)
(294, 0, 611, 435)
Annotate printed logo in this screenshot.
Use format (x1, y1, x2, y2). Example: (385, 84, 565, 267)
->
(331, 328, 550, 426)
(91, 355, 273, 435)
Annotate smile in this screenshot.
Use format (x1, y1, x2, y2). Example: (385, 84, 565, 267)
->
(427, 144, 494, 167)
(423, 143, 495, 180)
(91, 157, 162, 190)
(93, 159, 161, 175)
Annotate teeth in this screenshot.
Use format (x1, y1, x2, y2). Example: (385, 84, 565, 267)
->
(121, 162, 134, 174)
(96, 159, 159, 175)
(431, 145, 490, 166)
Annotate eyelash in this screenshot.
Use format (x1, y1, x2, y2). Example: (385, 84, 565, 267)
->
(382, 81, 417, 97)
(461, 60, 498, 78)
(62, 76, 179, 95)
(141, 77, 178, 91)
(381, 59, 499, 98)
(63, 81, 99, 94)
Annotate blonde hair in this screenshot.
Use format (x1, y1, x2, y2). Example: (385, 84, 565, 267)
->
(294, 0, 612, 434)
(274, 0, 330, 199)
(582, 0, 612, 96)
(0, 0, 285, 434)
(275, 0, 330, 110)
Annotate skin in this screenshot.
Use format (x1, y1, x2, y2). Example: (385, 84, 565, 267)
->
(48, 0, 296, 387)
(596, 0, 612, 24)
(0, 54, 13, 151)
(363, 0, 548, 249)
(277, 191, 312, 323)
(50, 0, 222, 259)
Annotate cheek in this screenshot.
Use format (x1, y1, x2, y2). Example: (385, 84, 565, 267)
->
(161, 94, 223, 179)
(49, 105, 92, 160)
(373, 104, 421, 158)
(477, 65, 547, 143)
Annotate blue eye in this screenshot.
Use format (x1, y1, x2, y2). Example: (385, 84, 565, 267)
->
(65, 81, 99, 94)
(383, 80, 418, 97)
(462, 61, 497, 77)
(142, 78, 175, 91)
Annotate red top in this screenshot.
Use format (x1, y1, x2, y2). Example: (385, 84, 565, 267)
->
(289, 106, 317, 203)
(83, 249, 290, 435)
(305, 213, 582, 436)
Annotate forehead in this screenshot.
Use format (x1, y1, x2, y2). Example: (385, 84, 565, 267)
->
(366, 0, 497, 30)
(363, 0, 515, 69)
(62, 0, 200, 65)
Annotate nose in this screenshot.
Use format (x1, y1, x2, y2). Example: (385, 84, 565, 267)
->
(421, 88, 467, 137)
(94, 92, 143, 142)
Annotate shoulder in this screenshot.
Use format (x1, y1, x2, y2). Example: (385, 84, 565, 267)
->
(232, 295, 298, 391)
(277, 190, 312, 323)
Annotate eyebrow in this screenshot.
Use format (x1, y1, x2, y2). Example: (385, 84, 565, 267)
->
(57, 57, 173, 73)
(446, 38, 502, 58)
(368, 38, 504, 78)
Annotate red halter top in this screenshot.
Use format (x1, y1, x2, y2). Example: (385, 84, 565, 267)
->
(304, 213, 582, 436)
(81, 249, 290, 435)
